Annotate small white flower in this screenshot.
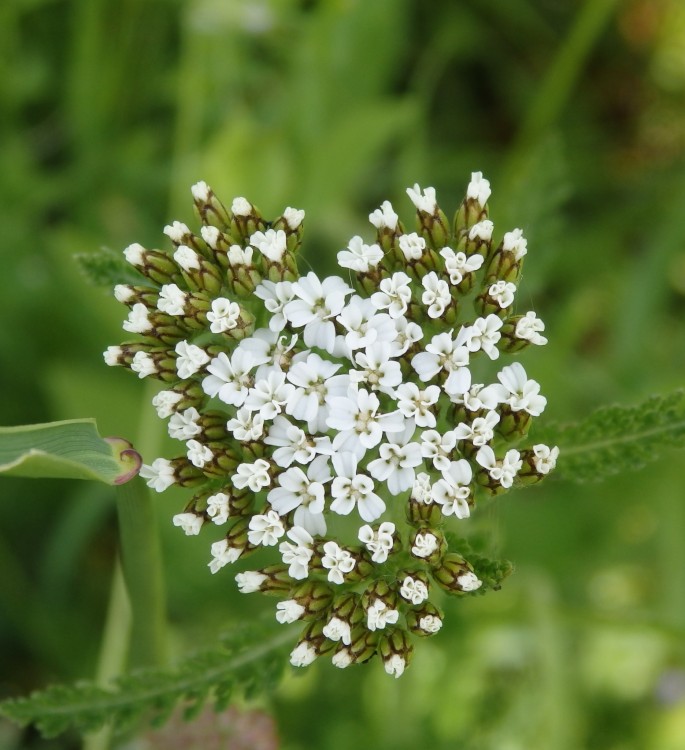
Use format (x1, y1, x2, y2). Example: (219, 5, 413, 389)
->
(371, 272, 412, 319)
(468, 219, 494, 242)
(175, 340, 210, 379)
(206, 492, 230, 525)
(186, 439, 213, 468)
(419, 615, 443, 633)
(151, 390, 183, 418)
(367, 599, 399, 631)
(232, 458, 272, 492)
(369, 200, 398, 230)
(226, 245, 253, 268)
(285, 352, 347, 432)
(321, 541, 356, 584)
(439, 247, 484, 286)
(337, 236, 383, 273)
(231, 196, 252, 216)
(168, 407, 202, 440)
(351, 342, 402, 395)
(226, 407, 265, 442)
(488, 280, 516, 308)
(384, 654, 406, 678)
(332, 650, 353, 669)
(398, 232, 426, 261)
(327, 388, 405, 458)
(113, 284, 133, 302)
(400, 576, 429, 605)
(467, 171, 491, 205)
(366, 430, 423, 497)
(516, 311, 548, 346)
(172, 512, 203, 535)
(457, 571, 482, 592)
(207, 298, 241, 333)
(265, 416, 316, 468)
(411, 329, 471, 395)
(421, 272, 451, 318)
(250, 229, 287, 262)
(323, 617, 352, 645)
(201, 225, 221, 250)
(475, 446, 522, 489)
(283, 206, 305, 229)
(285, 272, 352, 350)
(486, 362, 547, 416)
(123, 243, 145, 266)
(411, 472, 434, 505)
(337, 298, 395, 352)
(533, 444, 559, 474)
(433, 459, 473, 518)
(276, 599, 305, 624)
(163, 221, 191, 244)
(191, 180, 211, 202)
(453, 410, 500, 446)
(358, 522, 395, 563)
(254, 280, 294, 332)
(395, 383, 440, 428)
(248, 510, 285, 547)
(157, 284, 188, 316)
(279, 525, 314, 580)
(503, 227, 527, 260)
(235, 570, 267, 592)
(267, 455, 331, 536)
(140, 458, 175, 492)
(330, 453, 386, 522)
(209, 540, 242, 574)
(244, 371, 295, 420)
(203, 348, 264, 407)
(420, 429, 457, 472)
(390, 316, 424, 356)
(131, 351, 157, 378)
(173, 245, 200, 271)
(104, 346, 122, 366)
(463, 315, 503, 360)
(406, 183, 437, 214)
(123, 303, 151, 334)
(290, 642, 317, 667)
(411, 532, 439, 559)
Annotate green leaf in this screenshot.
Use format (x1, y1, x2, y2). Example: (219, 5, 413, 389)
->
(0, 420, 141, 485)
(0, 623, 291, 738)
(74, 246, 142, 287)
(537, 390, 685, 483)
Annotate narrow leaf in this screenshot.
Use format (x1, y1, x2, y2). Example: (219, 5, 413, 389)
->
(0, 623, 292, 738)
(538, 390, 685, 483)
(0, 420, 141, 485)
(75, 246, 142, 287)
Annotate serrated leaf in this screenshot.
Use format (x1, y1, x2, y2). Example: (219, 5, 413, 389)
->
(538, 390, 685, 483)
(74, 246, 142, 287)
(0, 623, 292, 739)
(0, 420, 141, 485)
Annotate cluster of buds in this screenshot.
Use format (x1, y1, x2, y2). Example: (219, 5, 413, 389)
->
(105, 174, 558, 678)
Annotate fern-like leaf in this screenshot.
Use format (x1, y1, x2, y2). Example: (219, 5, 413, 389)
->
(74, 246, 142, 287)
(0, 622, 292, 739)
(538, 389, 685, 483)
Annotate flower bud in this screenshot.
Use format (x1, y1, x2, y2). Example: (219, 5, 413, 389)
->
(123, 244, 183, 286)
(377, 628, 413, 679)
(191, 181, 232, 231)
(406, 601, 444, 637)
(290, 619, 335, 668)
(408, 527, 446, 565)
(432, 553, 483, 595)
(289, 580, 335, 620)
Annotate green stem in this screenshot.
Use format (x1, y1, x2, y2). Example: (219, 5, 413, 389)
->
(83, 561, 130, 750)
(115, 476, 168, 668)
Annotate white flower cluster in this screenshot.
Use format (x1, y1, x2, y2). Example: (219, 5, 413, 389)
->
(105, 174, 558, 679)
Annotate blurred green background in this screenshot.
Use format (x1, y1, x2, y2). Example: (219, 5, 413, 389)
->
(1, 0, 685, 748)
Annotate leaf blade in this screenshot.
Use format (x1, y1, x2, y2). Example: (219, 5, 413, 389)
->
(0, 420, 141, 485)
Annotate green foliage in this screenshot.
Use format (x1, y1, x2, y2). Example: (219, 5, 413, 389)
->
(0, 420, 140, 485)
(74, 247, 142, 288)
(0, 623, 291, 739)
(540, 390, 685, 483)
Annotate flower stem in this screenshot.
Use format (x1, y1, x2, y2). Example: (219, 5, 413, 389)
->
(115, 476, 168, 669)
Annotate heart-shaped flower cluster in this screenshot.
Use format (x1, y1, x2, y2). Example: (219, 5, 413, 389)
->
(105, 173, 558, 677)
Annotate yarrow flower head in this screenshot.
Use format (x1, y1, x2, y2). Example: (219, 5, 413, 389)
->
(105, 173, 558, 678)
